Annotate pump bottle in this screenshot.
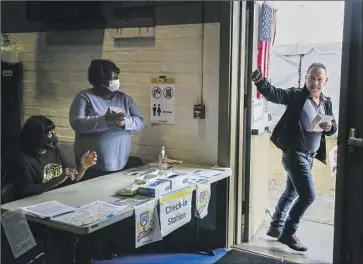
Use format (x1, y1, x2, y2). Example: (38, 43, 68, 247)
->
(159, 146, 168, 176)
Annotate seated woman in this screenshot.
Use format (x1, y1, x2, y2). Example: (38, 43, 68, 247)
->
(10, 115, 97, 200)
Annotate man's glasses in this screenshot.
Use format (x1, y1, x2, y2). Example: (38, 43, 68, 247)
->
(308, 77, 326, 84)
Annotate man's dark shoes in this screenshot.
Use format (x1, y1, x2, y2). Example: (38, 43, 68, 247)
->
(266, 226, 281, 238)
(278, 234, 308, 252)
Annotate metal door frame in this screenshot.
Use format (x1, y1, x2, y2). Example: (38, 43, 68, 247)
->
(333, 1, 363, 263)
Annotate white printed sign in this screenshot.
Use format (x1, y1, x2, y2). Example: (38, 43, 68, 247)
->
(135, 200, 162, 248)
(159, 187, 193, 237)
(195, 183, 211, 219)
(1, 210, 37, 259)
(150, 77, 176, 124)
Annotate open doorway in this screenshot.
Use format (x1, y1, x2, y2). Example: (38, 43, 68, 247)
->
(266, 0, 343, 227)
(236, 1, 345, 263)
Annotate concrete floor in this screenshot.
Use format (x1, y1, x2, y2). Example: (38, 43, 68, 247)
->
(234, 190, 335, 264)
(235, 219, 334, 264)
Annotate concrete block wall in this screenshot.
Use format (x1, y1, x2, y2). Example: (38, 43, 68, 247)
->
(8, 23, 220, 165)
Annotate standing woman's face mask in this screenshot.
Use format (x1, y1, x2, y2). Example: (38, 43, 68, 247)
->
(104, 72, 120, 92)
(107, 79, 120, 92)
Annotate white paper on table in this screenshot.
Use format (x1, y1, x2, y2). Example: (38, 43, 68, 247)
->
(1, 210, 37, 259)
(191, 169, 222, 178)
(171, 168, 197, 175)
(306, 114, 334, 132)
(51, 201, 128, 227)
(187, 175, 209, 185)
(126, 169, 157, 177)
(111, 198, 151, 208)
(21, 201, 76, 218)
(171, 168, 221, 178)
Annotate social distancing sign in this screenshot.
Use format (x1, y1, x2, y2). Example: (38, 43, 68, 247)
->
(150, 76, 176, 124)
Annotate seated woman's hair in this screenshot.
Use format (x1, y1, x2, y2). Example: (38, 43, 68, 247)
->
(88, 59, 120, 87)
(20, 115, 55, 154)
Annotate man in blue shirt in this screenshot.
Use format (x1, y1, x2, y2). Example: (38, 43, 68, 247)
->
(69, 59, 144, 181)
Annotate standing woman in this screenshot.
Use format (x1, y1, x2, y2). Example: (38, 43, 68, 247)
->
(69, 59, 144, 181)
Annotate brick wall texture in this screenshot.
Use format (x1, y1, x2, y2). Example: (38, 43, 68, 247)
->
(8, 23, 221, 165)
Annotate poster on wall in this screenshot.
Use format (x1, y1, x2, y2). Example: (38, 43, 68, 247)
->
(150, 76, 176, 124)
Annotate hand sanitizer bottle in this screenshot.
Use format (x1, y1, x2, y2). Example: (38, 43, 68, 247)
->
(159, 146, 168, 177)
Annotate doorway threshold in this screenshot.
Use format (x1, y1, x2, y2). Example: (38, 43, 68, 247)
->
(233, 219, 333, 264)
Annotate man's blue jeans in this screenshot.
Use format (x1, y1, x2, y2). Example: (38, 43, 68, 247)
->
(270, 151, 316, 236)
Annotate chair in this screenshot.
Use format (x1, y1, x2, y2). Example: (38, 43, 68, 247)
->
(124, 156, 144, 170)
(1, 181, 14, 204)
(58, 140, 144, 170)
(58, 141, 77, 168)
(1, 224, 46, 264)
(1, 157, 15, 204)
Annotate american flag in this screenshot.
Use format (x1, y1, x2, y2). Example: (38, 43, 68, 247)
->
(257, 3, 277, 99)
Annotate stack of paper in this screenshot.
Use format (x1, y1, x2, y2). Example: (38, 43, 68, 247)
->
(111, 198, 151, 208)
(22, 201, 76, 218)
(191, 169, 222, 178)
(115, 183, 141, 196)
(52, 201, 128, 227)
(126, 169, 157, 177)
(188, 175, 209, 184)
